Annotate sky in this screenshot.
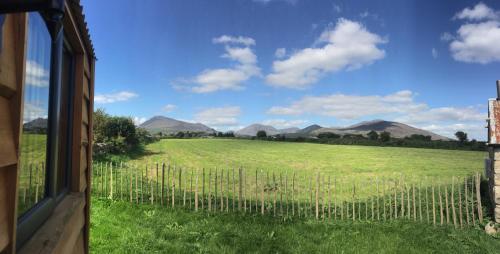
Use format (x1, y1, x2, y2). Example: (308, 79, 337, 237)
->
(80, 0, 500, 140)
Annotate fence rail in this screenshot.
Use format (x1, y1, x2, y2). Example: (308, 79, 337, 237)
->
(87, 161, 487, 228)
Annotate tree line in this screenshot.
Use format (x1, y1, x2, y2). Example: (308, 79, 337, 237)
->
(246, 130, 485, 151)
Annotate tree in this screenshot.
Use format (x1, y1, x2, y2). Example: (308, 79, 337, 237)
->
(380, 131, 391, 142)
(256, 130, 267, 138)
(367, 130, 379, 140)
(455, 131, 468, 143)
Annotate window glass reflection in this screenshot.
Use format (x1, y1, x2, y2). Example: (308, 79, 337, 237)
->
(18, 12, 52, 217)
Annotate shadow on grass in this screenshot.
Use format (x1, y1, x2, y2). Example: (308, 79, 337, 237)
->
(90, 198, 500, 254)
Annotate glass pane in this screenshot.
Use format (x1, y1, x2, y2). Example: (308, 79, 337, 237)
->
(18, 13, 52, 217)
(56, 46, 73, 194)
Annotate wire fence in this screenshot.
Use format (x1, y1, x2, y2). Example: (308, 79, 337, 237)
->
(89, 161, 487, 228)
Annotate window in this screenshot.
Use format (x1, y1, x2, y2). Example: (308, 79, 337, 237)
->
(16, 11, 72, 248)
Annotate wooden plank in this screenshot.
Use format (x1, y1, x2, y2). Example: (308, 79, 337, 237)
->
(0, 168, 11, 251)
(81, 98, 89, 125)
(71, 230, 85, 254)
(0, 97, 16, 167)
(0, 15, 18, 96)
(81, 123, 88, 144)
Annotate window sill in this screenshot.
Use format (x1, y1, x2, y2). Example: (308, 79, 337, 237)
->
(18, 192, 85, 254)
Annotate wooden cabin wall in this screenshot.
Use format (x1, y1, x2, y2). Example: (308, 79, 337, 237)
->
(0, 13, 28, 254)
(0, 4, 94, 254)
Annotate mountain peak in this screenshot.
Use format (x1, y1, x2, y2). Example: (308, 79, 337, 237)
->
(140, 116, 215, 134)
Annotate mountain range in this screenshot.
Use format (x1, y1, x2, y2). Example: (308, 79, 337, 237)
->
(140, 116, 215, 134)
(140, 116, 451, 140)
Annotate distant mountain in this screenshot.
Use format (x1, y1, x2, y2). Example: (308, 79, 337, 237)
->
(298, 124, 322, 134)
(279, 127, 300, 134)
(235, 124, 280, 136)
(312, 120, 450, 141)
(140, 116, 215, 134)
(23, 118, 47, 130)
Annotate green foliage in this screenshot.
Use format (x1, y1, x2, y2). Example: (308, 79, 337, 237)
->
(367, 130, 379, 140)
(317, 132, 341, 139)
(93, 108, 158, 159)
(380, 131, 391, 142)
(455, 131, 468, 143)
(91, 198, 500, 253)
(256, 130, 267, 138)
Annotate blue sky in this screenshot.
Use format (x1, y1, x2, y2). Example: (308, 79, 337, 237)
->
(81, 0, 500, 140)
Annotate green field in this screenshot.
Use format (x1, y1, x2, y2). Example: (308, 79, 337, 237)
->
(126, 139, 485, 177)
(90, 139, 497, 253)
(90, 198, 500, 254)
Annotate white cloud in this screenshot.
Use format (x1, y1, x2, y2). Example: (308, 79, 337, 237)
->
(432, 48, 438, 59)
(440, 32, 454, 42)
(162, 104, 177, 112)
(453, 2, 499, 21)
(274, 48, 287, 58)
(252, 0, 298, 5)
(94, 91, 138, 104)
(23, 102, 47, 123)
(266, 18, 386, 89)
(261, 119, 307, 129)
(419, 123, 484, 141)
(26, 60, 49, 87)
(267, 90, 486, 140)
(133, 117, 147, 126)
(446, 3, 500, 64)
(194, 106, 241, 128)
(174, 36, 260, 93)
(212, 35, 255, 46)
(333, 4, 341, 13)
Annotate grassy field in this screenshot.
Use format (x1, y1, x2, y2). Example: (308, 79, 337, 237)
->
(119, 139, 485, 179)
(90, 198, 500, 254)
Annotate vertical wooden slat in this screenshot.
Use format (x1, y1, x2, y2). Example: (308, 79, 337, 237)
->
(195, 170, 199, 211)
(233, 168, 236, 212)
(221, 169, 224, 212)
(239, 168, 243, 212)
(465, 177, 470, 225)
(208, 169, 212, 212)
(292, 173, 296, 217)
(470, 176, 476, 225)
(439, 183, 443, 225)
(445, 185, 449, 224)
(452, 177, 457, 228)
(412, 183, 416, 221)
(475, 173, 483, 222)
(315, 173, 319, 220)
(201, 168, 204, 210)
(458, 177, 463, 228)
(432, 184, 436, 226)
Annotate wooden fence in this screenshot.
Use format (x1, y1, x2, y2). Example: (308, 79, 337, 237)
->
(88, 161, 487, 228)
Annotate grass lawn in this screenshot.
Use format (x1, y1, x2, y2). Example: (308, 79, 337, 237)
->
(90, 198, 500, 254)
(94, 139, 487, 202)
(120, 139, 485, 179)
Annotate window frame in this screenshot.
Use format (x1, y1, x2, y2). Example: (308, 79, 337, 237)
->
(16, 10, 74, 249)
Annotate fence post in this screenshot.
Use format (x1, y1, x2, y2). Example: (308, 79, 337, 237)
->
(195, 170, 199, 211)
(161, 163, 165, 206)
(273, 172, 277, 217)
(394, 179, 398, 219)
(239, 168, 243, 212)
(255, 170, 258, 213)
(439, 183, 443, 225)
(208, 169, 212, 212)
(475, 173, 483, 222)
(244, 169, 247, 212)
(452, 177, 457, 228)
(221, 169, 224, 212)
(458, 177, 463, 228)
(233, 168, 236, 212)
(214, 168, 218, 210)
(465, 177, 470, 225)
(383, 178, 387, 220)
(418, 181, 422, 222)
(172, 166, 176, 208)
(470, 176, 476, 225)
(432, 184, 436, 226)
(425, 178, 429, 223)
(261, 171, 265, 215)
(226, 169, 229, 213)
(445, 185, 449, 224)
(328, 176, 331, 219)
(201, 168, 205, 210)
